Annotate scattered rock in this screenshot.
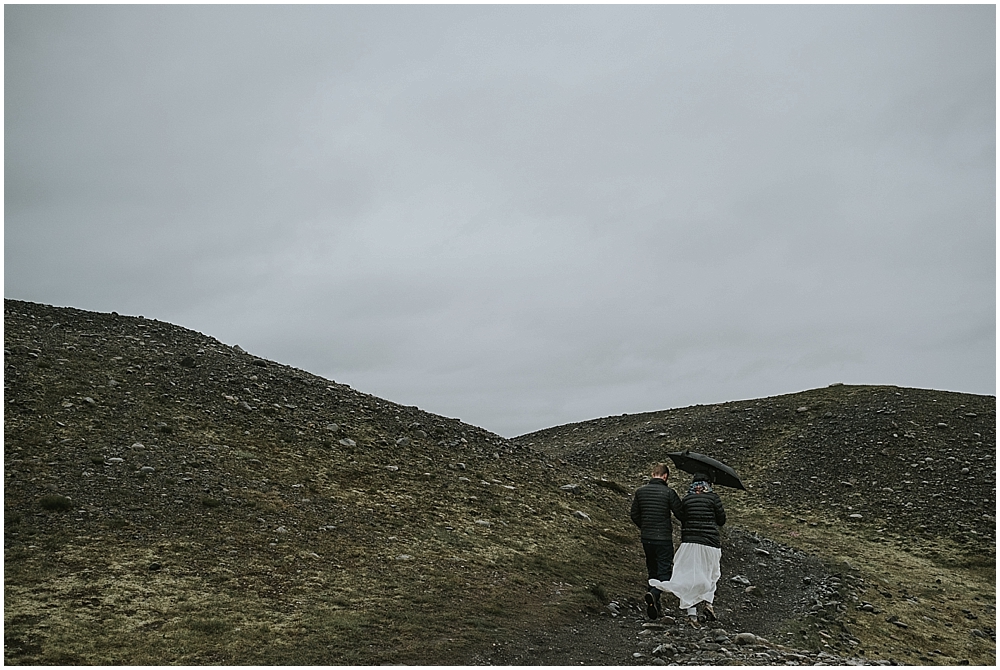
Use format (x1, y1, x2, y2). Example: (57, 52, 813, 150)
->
(38, 494, 73, 512)
(652, 643, 675, 657)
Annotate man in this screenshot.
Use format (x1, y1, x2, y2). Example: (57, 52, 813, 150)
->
(630, 462, 684, 619)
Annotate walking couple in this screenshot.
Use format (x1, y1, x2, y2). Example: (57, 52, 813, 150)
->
(630, 462, 726, 627)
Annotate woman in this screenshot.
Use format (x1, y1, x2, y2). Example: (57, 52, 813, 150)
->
(648, 471, 726, 626)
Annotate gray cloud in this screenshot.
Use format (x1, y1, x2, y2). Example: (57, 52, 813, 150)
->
(5, 5, 994, 436)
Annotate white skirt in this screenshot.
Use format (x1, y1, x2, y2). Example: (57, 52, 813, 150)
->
(648, 542, 722, 611)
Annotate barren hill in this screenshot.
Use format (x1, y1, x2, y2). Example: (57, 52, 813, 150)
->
(515, 383, 996, 550)
(4, 299, 996, 665)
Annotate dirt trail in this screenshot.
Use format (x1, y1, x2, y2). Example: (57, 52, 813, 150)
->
(467, 526, 877, 666)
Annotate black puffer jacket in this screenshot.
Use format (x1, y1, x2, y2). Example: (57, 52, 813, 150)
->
(629, 479, 683, 542)
(678, 491, 726, 548)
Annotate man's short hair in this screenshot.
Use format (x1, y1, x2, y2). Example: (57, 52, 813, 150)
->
(650, 463, 670, 477)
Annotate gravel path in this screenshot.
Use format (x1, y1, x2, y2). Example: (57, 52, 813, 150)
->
(469, 526, 886, 666)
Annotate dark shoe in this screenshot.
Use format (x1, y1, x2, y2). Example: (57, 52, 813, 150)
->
(644, 592, 659, 620)
(704, 603, 716, 621)
(688, 616, 701, 629)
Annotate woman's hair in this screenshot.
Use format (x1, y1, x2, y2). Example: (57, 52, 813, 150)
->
(692, 471, 712, 483)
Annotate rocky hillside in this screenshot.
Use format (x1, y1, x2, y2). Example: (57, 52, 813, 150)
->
(4, 299, 638, 664)
(4, 299, 996, 666)
(514, 384, 996, 665)
(515, 383, 996, 550)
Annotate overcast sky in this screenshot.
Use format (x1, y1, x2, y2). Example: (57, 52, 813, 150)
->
(5, 5, 995, 437)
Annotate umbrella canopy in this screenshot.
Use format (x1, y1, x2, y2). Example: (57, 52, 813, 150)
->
(666, 450, 746, 490)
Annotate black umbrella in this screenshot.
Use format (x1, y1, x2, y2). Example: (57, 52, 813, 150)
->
(666, 450, 746, 490)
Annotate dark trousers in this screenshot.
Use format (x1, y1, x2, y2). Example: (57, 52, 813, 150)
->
(642, 540, 674, 601)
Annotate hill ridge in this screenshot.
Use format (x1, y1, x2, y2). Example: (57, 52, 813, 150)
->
(514, 384, 995, 548)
